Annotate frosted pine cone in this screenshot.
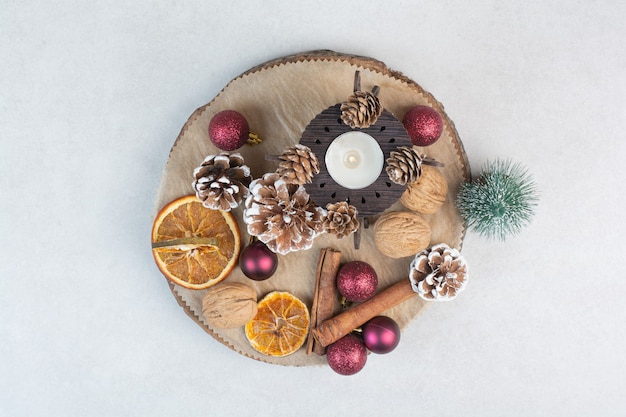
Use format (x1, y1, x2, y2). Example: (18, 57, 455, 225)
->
(276, 144, 320, 185)
(243, 172, 325, 255)
(408, 243, 468, 301)
(340, 90, 383, 129)
(323, 201, 359, 238)
(385, 146, 424, 185)
(193, 153, 252, 211)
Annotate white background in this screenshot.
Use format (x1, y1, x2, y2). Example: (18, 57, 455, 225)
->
(2, 1, 625, 416)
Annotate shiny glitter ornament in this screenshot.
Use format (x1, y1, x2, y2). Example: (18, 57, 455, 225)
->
(362, 316, 401, 354)
(336, 261, 378, 303)
(326, 334, 367, 375)
(209, 110, 251, 151)
(402, 106, 443, 147)
(239, 240, 278, 281)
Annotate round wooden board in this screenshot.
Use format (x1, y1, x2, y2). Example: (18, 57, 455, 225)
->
(153, 50, 470, 366)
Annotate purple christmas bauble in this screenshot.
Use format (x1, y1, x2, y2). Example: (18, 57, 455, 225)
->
(326, 334, 367, 376)
(336, 261, 378, 302)
(402, 105, 443, 147)
(239, 240, 278, 281)
(208, 110, 250, 151)
(362, 316, 401, 354)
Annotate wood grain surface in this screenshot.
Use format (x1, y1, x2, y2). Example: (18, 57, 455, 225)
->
(153, 50, 470, 366)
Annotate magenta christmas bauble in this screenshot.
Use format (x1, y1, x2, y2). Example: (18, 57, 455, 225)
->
(362, 316, 401, 354)
(208, 110, 250, 151)
(402, 105, 443, 147)
(336, 261, 378, 302)
(326, 334, 367, 375)
(239, 240, 278, 281)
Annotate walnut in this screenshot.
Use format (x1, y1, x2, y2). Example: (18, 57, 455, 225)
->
(400, 165, 448, 214)
(373, 211, 431, 258)
(202, 282, 258, 329)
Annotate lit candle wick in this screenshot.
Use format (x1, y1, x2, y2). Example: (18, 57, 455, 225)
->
(325, 131, 384, 189)
(343, 150, 361, 169)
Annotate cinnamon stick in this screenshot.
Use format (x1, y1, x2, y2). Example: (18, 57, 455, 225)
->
(306, 248, 342, 355)
(312, 278, 416, 347)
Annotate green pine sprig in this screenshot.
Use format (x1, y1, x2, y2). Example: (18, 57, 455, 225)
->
(456, 159, 539, 241)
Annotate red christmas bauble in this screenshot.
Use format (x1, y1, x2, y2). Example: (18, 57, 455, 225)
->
(362, 316, 401, 354)
(336, 261, 378, 303)
(208, 110, 250, 151)
(402, 105, 443, 147)
(326, 334, 367, 375)
(239, 240, 278, 281)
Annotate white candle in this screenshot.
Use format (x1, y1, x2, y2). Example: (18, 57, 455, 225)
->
(325, 131, 384, 189)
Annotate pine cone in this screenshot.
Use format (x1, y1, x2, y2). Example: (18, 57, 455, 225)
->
(340, 91, 383, 129)
(323, 201, 359, 238)
(243, 172, 326, 255)
(408, 243, 468, 301)
(276, 144, 320, 185)
(385, 146, 424, 185)
(193, 153, 252, 211)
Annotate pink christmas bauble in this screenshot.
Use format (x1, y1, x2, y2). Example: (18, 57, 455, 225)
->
(336, 261, 378, 302)
(326, 334, 367, 375)
(362, 316, 401, 354)
(402, 105, 443, 147)
(208, 110, 250, 151)
(239, 240, 278, 281)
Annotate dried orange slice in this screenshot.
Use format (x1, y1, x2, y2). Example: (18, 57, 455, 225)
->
(245, 291, 310, 357)
(151, 195, 241, 290)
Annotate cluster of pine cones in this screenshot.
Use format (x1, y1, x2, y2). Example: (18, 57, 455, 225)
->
(192, 144, 361, 255)
(192, 71, 437, 254)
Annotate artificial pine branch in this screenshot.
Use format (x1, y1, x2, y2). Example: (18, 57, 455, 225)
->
(456, 159, 539, 240)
